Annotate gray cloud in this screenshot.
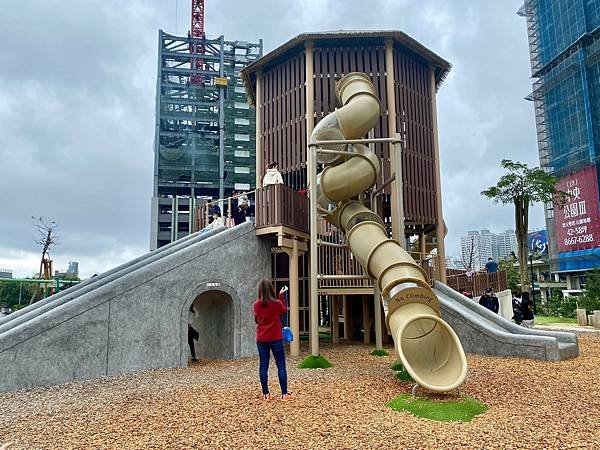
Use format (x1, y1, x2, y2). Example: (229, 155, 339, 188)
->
(0, 0, 544, 277)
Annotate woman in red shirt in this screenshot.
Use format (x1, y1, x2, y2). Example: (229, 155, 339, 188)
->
(253, 279, 293, 401)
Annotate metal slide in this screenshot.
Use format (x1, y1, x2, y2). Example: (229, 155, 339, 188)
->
(434, 282, 579, 361)
(312, 73, 467, 392)
(0, 227, 228, 337)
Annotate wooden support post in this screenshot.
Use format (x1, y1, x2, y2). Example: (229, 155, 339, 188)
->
(430, 67, 447, 283)
(362, 295, 371, 344)
(343, 295, 353, 341)
(332, 295, 340, 344)
(374, 285, 383, 350)
(255, 71, 263, 188)
(419, 231, 426, 254)
(382, 305, 389, 343)
(284, 239, 302, 357)
(385, 39, 402, 244)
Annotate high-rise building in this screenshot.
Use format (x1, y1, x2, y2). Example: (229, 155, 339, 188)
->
(495, 230, 518, 261)
(0, 268, 12, 279)
(519, 1, 600, 283)
(67, 261, 79, 276)
(150, 31, 262, 250)
(460, 229, 518, 270)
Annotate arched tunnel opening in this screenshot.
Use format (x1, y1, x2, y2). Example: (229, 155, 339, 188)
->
(187, 289, 234, 362)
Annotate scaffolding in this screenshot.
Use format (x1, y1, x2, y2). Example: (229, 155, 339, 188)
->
(520, 1, 600, 177)
(150, 31, 262, 249)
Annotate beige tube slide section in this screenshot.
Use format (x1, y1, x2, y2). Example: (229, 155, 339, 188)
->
(312, 73, 467, 392)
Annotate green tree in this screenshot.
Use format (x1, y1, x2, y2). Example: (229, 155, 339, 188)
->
(482, 160, 563, 293)
(0, 280, 37, 309)
(580, 269, 600, 314)
(499, 258, 520, 293)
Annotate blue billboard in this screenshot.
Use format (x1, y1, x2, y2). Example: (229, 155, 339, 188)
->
(528, 230, 548, 256)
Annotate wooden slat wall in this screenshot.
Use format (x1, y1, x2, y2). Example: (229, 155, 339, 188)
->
(393, 48, 437, 226)
(312, 45, 391, 192)
(259, 52, 306, 177)
(257, 43, 438, 230)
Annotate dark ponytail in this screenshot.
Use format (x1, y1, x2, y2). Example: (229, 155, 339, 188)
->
(257, 279, 276, 306)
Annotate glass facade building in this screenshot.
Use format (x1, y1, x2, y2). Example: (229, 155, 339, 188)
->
(150, 31, 262, 250)
(520, 0, 600, 272)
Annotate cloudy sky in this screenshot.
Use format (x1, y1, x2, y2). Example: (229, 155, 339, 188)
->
(0, 0, 543, 278)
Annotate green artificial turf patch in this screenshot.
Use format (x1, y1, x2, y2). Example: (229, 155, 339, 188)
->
(390, 361, 413, 381)
(536, 315, 577, 325)
(298, 354, 333, 369)
(394, 370, 413, 381)
(299, 332, 333, 341)
(390, 361, 404, 371)
(370, 349, 389, 357)
(386, 394, 487, 422)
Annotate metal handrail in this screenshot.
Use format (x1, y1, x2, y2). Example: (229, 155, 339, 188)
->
(201, 190, 256, 229)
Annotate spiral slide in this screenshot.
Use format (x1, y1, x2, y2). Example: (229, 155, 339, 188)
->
(312, 73, 467, 392)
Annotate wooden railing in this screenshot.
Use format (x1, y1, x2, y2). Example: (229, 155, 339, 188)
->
(255, 184, 309, 234)
(446, 268, 508, 297)
(409, 251, 441, 285)
(317, 222, 373, 290)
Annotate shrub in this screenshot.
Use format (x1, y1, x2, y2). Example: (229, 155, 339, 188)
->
(580, 269, 600, 314)
(540, 290, 577, 318)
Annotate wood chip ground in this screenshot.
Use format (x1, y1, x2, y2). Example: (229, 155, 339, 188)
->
(1, 335, 599, 449)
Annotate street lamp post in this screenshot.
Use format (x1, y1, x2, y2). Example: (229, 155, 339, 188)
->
(529, 251, 537, 315)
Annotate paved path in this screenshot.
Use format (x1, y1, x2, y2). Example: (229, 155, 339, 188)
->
(536, 323, 600, 333)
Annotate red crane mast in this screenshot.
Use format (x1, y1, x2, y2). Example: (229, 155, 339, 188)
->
(190, 0, 205, 85)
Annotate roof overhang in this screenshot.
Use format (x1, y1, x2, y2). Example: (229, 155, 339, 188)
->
(241, 30, 452, 106)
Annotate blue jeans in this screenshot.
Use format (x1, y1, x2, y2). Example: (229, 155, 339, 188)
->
(257, 339, 288, 395)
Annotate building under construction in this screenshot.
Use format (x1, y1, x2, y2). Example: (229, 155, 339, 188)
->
(519, 1, 600, 275)
(150, 30, 262, 250)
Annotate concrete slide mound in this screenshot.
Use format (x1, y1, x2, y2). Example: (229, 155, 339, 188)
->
(0, 222, 271, 392)
(435, 282, 579, 361)
(0, 226, 227, 335)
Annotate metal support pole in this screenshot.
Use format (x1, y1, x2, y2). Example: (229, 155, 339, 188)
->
(308, 143, 319, 357)
(385, 39, 400, 240)
(530, 253, 537, 314)
(218, 35, 225, 200)
(374, 283, 383, 350)
(393, 133, 404, 247)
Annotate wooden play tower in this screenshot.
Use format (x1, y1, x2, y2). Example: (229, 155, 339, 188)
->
(241, 31, 451, 356)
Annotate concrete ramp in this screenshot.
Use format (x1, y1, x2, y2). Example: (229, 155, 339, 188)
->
(0, 222, 271, 392)
(434, 282, 579, 361)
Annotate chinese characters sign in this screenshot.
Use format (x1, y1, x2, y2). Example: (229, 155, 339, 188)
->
(554, 166, 600, 253)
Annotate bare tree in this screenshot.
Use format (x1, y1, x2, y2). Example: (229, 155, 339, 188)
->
(460, 235, 478, 271)
(32, 216, 58, 279)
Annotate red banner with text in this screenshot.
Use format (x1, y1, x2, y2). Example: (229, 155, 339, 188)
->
(554, 165, 600, 253)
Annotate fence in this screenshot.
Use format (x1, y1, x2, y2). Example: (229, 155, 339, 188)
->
(446, 268, 508, 297)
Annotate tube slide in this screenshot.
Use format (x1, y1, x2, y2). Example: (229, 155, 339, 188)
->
(312, 73, 467, 392)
